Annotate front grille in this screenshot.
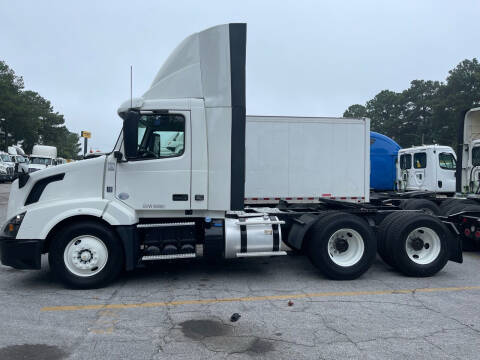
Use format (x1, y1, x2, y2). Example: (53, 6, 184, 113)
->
(7, 167, 13, 175)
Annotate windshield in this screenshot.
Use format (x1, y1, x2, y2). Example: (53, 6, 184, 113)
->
(439, 152, 456, 170)
(31, 157, 53, 165)
(16, 155, 26, 163)
(0, 154, 12, 162)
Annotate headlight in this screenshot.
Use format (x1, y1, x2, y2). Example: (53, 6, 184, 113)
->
(3, 212, 26, 238)
(0, 167, 6, 174)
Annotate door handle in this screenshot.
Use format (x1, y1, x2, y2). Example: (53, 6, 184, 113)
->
(172, 194, 188, 201)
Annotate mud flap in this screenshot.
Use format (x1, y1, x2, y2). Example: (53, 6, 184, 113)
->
(443, 221, 463, 263)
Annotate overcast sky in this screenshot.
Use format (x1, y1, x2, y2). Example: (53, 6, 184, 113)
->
(1, 0, 479, 151)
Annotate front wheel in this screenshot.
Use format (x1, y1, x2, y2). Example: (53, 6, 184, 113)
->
(49, 221, 124, 289)
(306, 212, 377, 280)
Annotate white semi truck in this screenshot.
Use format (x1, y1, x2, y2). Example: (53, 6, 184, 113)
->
(28, 145, 57, 173)
(0, 24, 463, 288)
(397, 145, 457, 194)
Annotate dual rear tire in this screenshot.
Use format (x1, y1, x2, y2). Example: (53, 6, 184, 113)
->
(378, 212, 450, 277)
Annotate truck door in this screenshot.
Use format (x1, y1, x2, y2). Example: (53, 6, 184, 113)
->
(412, 152, 427, 189)
(115, 111, 192, 210)
(399, 153, 412, 191)
(437, 151, 456, 192)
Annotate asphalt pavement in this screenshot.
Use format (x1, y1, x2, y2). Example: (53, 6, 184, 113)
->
(0, 183, 480, 359)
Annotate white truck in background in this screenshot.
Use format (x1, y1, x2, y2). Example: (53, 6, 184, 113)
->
(0, 152, 16, 182)
(0, 24, 463, 289)
(397, 145, 457, 194)
(28, 145, 57, 173)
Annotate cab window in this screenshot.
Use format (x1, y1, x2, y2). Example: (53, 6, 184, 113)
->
(439, 152, 456, 170)
(472, 147, 480, 167)
(414, 153, 427, 169)
(136, 114, 185, 159)
(400, 154, 412, 169)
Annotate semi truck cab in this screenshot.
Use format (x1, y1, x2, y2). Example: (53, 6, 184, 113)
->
(397, 145, 456, 194)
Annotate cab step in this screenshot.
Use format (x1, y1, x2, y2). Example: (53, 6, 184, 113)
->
(141, 253, 196, 261)
(137, 222, 195, 228)
(236, 251, 287, 258)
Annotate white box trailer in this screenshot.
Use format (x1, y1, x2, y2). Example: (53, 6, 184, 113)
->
(0, 23, 463, 289)
(245, 116, 369, 204)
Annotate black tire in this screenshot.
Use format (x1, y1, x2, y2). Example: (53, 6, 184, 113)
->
(377, 212, 411, 268)
(402, 199, 440, 215)
(387, 213, 449, 277)
(48, 221, 124, 289)
(306, 212, 377, 280)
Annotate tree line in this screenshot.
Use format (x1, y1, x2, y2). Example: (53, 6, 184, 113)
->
(344, 58, 480, 149)
(0, 60, 81, 158)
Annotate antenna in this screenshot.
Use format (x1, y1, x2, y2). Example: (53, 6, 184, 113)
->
(130, 65, 133, 108)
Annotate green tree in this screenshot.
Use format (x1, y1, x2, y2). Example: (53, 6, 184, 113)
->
(343, 58, 480, 149)
(343, 104, 367, 118)
(0, 60, 81, 159)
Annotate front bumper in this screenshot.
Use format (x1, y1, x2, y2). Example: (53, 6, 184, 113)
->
(0, 237, 42, 269)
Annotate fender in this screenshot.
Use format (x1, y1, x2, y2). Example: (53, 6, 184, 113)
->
(287, 213, 321, 250)
(17, 198, 110, 240)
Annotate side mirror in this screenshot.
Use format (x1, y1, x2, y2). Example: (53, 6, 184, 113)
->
(19, 163, 28, 174)
(18, 163, 29, 188)
(123, 111, 139, 160)
(113, 151, 123, 161)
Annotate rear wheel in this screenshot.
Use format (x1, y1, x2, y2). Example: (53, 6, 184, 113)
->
(386, 213, 449, 277)
(377, 212, 410, 268)
(402, 199, 440, 215)
(49, 221, 124, 289)
(306, 212, 377, 280)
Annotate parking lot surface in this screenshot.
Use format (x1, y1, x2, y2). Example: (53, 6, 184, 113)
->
(0, 183, 480, 359)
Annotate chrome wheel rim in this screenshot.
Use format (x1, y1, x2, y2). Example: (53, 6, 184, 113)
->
(327, 228, 365, 267)
(63, 235, 108, 277)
